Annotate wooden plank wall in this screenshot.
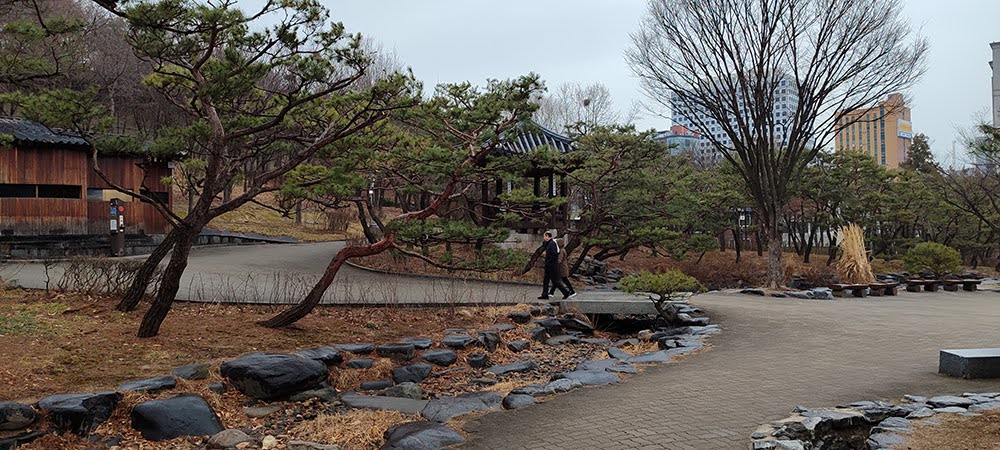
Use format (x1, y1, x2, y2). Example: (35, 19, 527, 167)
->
(1, 146, 173, 236)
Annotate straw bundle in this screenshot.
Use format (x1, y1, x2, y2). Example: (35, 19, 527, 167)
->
(837, 223, 876, 284)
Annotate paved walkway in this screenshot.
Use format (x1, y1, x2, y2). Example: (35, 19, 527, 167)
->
(462, 290, 1000, 449)
(0, 242, 537, 305)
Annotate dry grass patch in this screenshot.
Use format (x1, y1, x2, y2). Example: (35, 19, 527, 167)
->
(621, 340, 659, 356)
(290, 409, 417, 448)
(481, 377, 548, 395)
(901, 409, 1000, 449)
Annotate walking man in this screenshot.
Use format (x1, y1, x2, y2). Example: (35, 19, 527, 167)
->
(549, 237, 577, 298)
(540, 231, 571, 300)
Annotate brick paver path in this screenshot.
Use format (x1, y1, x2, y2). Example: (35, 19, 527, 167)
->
(462, 291, 1000, 449)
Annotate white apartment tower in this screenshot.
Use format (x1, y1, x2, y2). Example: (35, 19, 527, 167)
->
(670, 77, 802, 165)
(992, 42, 1000, 128)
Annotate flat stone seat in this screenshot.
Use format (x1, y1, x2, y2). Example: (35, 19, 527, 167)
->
(829, 284, 867, 298)
(868, 282, 898, 297)
(940, 348, 1000, 379)
(905, 279, 940, 292)
(942, 279, 982, 292)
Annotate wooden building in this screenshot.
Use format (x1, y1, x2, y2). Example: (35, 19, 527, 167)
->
(0, 117, 173, 238)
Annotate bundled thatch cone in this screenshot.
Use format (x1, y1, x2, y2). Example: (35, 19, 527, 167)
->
(836, 223, 875, 284)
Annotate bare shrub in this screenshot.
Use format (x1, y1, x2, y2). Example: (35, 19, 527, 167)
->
(324, 207, 354, 232)
(57, 257, 163, 296)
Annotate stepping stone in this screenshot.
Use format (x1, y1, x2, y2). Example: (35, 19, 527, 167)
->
(576, 359, 637, 374)
(528, 327, 548, 342)
(442, 334, 477, 349)
(927, 396, 976, 408)
(37, 392, 122, 435)
(626, 351, 673, 364)
(494, 324, 516, 332)
(555, 370, 620, 386)
(340, 393, 428, 414)
(581, 337, 611, 345)
(245, 405, 282, 418)
(558, 317, 595, 334)
(295, 346, 344, 365)
(421, 391, 502, 422)
(400, 337, 433, 350)
(220, 353, 327, 400)
(208, 429, 253, 449)
(608, 347, 631, 360)
(511, 379, 582, 397)
(377, 343, 416, 361)
(486, 360, 536, 376)
(502, 394, 536, 410)
(421, 349, 458, 366)
(969, 401, 1000, 411)
(117, 376, 176, 393)
(333, 343, 374, 355)
(545, 335, 580, 346)
(346, 358, 374, 369)
(172, 363, 210, 381)
(207, 383, 226, 395)
(383, 382, 423, 400)
(507, 340, 531, 352)
(382, 421, 464, 449)
(391, 363, 433, 384)
(507, 312, 532, 324)
(467, 353, 490, 369)
(443, 328, 466, 334)
(130, 394, 222, 441)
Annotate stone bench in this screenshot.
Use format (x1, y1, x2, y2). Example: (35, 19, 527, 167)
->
(940, 348, 1000, 379)
(941, 279, 982, 292)
(868, 282, 898, 296)
(830, 284, 868, 298)
(905, 279, 939, 293)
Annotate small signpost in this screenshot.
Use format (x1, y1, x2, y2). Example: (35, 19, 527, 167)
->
(110, 198, 126, 256)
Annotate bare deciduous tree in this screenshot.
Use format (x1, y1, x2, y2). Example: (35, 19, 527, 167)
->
(627, 0, 927, 287)
(533, 81, 621, 135)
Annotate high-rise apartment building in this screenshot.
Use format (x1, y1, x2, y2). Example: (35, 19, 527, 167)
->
(833, 93, 912, 168)
(992, 42, 1000, 128)
(670, 76, 803, 165)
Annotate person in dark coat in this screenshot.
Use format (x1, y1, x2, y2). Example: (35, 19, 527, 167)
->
(549, 237, 576, 297)
(540, 231, 570, 300)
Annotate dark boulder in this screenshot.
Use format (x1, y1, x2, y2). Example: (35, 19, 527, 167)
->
(383, 382, 424, 400)
(381, 421, 464, 449)
(333, 343, 375, 355)
(545, 335, 580, 346)
(507, 311, 532, 324)
(289, 388, 339, 403)
(507, 340, 531, 352)
(441, 334, 477, 350)
(421, 391, 502, 423)
(219, 353, 327, 400)
(467, 353, 490, 369)
(607, 347, 631, 360)
(391, 363, 433, 384)
(502, 394, 536, 410)
(420, 349, 458, 367)
(494, 324, 516, 332)
(130, 394, 223, 441)
(295, 346, 344, 366)
(117, 375, 177, 393)
(377, 343, 417, 361)
(0, 402, 36, 431)
(555, 370, 620, 386)
(37, 392, 122, 435)
(527, 327, 548, 342)
(172, 363, 210, 381)
(207, 383, 227, 395)
(533, 317, 564, 335)
(558, 316, 595, 334)
(486, 360, 537, 376)
(400, 338, 434, 350)
(477, 331, 501, 352)
(346, 358, 374, 369)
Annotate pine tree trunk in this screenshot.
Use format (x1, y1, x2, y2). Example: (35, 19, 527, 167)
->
(137, 229, 197, 338)
(260, 238, 393, 328)
(117, 229, 178, 312)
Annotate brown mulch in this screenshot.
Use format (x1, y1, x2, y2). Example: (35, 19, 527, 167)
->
(0, 287, 625, 449)
(901, 409, 1000, 449)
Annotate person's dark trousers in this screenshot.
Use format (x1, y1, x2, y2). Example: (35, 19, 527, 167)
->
(550, 277, 575, 296)
(542, 268, 570, 299)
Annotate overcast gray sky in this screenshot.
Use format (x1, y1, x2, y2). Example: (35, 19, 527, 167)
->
(330, 0, 999, 163)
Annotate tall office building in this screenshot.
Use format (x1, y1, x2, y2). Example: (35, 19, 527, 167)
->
(992, 42, 1000, 128)
(833, 93, 912, 168)
(670, 77, 803, 165)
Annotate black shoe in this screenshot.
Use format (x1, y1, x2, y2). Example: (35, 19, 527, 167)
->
(538, 296, 550, 300)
